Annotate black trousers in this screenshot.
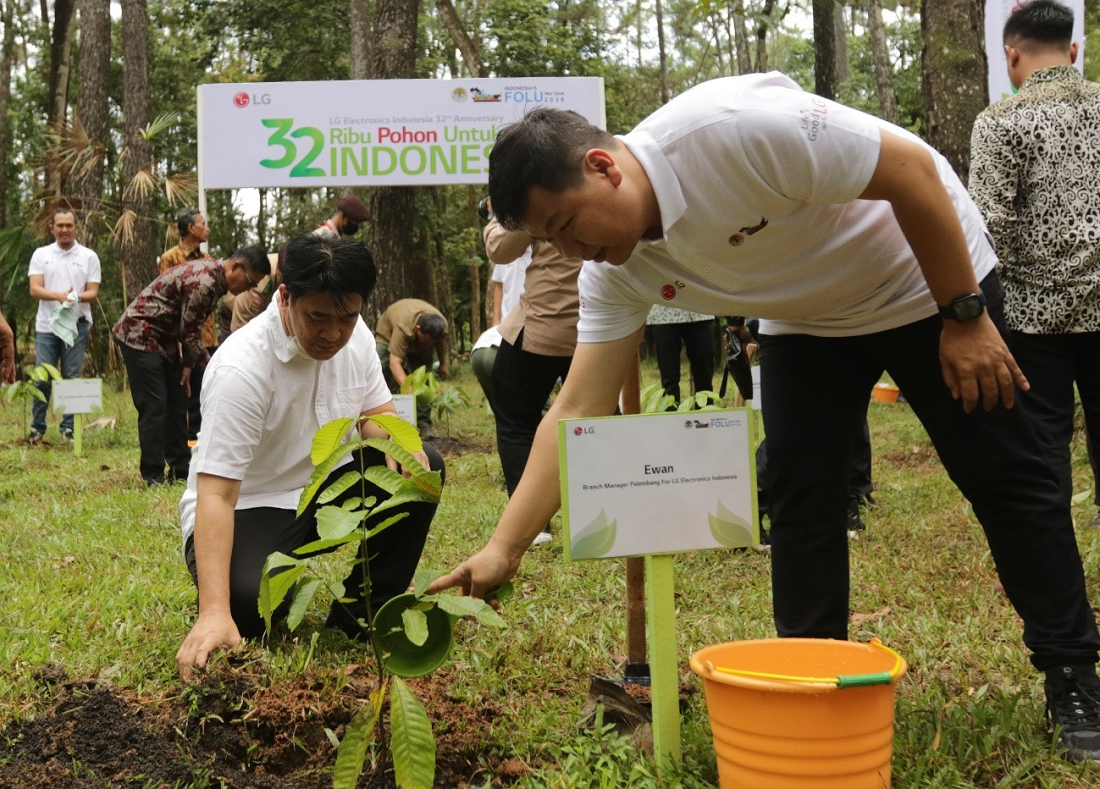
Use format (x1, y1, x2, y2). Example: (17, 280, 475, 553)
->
(758, 272, 1100, 670)
(1010, 329, 1100, 510)
(491, 330, 573, 497)
(185, 445, 445, 639)
(651, 319, 716, 402)
(118, 341, 190, 484)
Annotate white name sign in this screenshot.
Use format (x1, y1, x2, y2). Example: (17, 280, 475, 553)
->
(198, 77, 606, 189)
(52, 379, 102, 415)
(558, 410, 757, 559)
(392, 394, 417, 428)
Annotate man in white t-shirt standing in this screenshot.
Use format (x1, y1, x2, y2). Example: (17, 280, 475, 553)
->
(27, 208, 101, 443)
(175, 234, 445, 680)
(429, 74, 1100, 760)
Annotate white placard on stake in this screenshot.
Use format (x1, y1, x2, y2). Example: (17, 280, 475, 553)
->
(558, 410, 757, 560)
(392, 394, 417, 428)
(51, 379, 102, 415)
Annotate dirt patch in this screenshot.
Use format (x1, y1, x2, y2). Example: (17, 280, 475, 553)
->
(425, 434, 495, 457)
(1, 661, 519, 788)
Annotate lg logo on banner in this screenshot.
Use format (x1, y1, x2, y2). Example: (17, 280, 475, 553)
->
(233, 92, 271, 108)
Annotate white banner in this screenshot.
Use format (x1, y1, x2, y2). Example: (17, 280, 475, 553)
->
(985, 0, 1086, 105)
(198, 77, 605, 189)
(559, 410, 758, 560)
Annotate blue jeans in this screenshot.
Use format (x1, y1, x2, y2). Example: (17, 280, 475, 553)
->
(32, 321, 90, 435)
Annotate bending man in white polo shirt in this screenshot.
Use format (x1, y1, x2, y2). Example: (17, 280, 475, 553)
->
(176, 233, 445, 679)
(429, 74, 1100, 761)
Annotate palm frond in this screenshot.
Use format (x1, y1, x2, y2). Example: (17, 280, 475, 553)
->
(123, 166, 157, 202)
(164, 172, 198, 206)
(142, 112, 179, 141)
(113, 209, 137, 247)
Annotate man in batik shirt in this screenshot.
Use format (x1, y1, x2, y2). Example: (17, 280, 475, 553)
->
(159, 208, 213, 441)
(112, 248, 269, 486)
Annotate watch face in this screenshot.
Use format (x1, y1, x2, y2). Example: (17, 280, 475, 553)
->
(953, 295, 985, 321)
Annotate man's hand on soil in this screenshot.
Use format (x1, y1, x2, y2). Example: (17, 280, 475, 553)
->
(176, 611, 242, 681)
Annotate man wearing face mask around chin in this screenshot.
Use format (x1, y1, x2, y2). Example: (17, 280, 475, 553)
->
(175, 234, 445, 680)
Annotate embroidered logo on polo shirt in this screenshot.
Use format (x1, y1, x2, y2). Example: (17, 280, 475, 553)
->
(660, 284, 676, 300)
(729, 216, 769, 247)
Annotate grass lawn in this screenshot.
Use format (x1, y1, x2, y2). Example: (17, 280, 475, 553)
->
(1, 359, 1099, 787)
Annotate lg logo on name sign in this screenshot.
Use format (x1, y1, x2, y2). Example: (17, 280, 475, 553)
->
(233, 92, 272, 108)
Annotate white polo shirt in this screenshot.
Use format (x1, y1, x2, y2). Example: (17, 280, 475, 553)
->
(576, 72, 997, 343)
(28, 241, 101, 332)
(494, 256, 530, 320)
(179, 293, 393, 545)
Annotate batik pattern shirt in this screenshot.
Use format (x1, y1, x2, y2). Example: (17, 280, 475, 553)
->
(969, 66, 1100, 334)
(159, 240, 218, 348)
(112, 258, 227, 367)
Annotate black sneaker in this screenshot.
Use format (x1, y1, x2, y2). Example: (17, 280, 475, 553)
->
(1045, 664, 1100, 761)
(27, 430, 45, 445)
(59, 428, 74, 443)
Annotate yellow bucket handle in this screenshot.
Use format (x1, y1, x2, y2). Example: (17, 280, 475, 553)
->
(707, 638, 904, 689)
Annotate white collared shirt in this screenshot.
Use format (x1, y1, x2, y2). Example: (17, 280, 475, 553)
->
(179, 293, 392, 545)
(28, 241, 101, 331)
(576, 72, 997, 342)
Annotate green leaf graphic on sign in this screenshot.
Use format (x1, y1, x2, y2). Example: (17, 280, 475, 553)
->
(571, 509, 617, 559)
(708, 502, 754, 548)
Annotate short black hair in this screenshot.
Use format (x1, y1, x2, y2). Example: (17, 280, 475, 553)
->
(176, 208, 202, 238)
(488, 108, 616, 231)
(51, 208, 76, 224)
(280, 234, 376, 310)
(228, 246, 271, 277)
(417, 312, 447, 340)
(1004, 0, 1073, 50)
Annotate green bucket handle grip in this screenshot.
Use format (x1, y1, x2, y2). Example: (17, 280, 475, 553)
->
(836, 671, 894, 688)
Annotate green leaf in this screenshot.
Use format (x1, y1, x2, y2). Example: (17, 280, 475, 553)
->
(332, 682, 386, 789)
(258, 558, 305, 633)
(364, 413, 423, 454)
(708, 502, 754, 548)
(401, 606, 429, 647)
(390, 677, 436, 789)
(311, 417, 356, 466)
(427, 594, 507, 628)
(286, 578, 322, 631)
(293, 532, 361, 556)
(368, 488, 439, 520)
(298, 436, 370, 516)
(362, 464, 409, 495)
(364, 512, 410, 540)
(40, 363, 62, 381)
(362, 438, 443, 500)
(316, 505, 363, 541)
(570, 509, 618, 559)
(411, 568, 445, 594)
(318, 470, 362, 504)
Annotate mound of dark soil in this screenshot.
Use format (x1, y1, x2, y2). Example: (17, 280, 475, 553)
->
(1, 660, 524, 788)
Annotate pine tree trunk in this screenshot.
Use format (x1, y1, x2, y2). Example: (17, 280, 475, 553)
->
(72, 0, 111, 248)
(365, 0, 423, 322)
(921, 0, 988, 180)
(834, 3, 850, 84)
(46, 0, 76, 204)
(349, 0, 370, 80)
(756, 0, 776, 72)
(0, 0, 19, 229)
(117, 0, 159, 304)
(866, 0, 899, 124)
(813, 0, 838, 99)
(733, 3, 752, 74)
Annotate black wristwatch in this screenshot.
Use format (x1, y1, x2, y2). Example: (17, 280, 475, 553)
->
(938, 292, 987, 322)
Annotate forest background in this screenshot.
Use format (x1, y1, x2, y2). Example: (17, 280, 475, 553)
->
(0, 0, 1098, 381)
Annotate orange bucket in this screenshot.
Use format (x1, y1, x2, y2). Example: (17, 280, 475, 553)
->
(690, 638, 906, 788)
(871, 383, 900, 403)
